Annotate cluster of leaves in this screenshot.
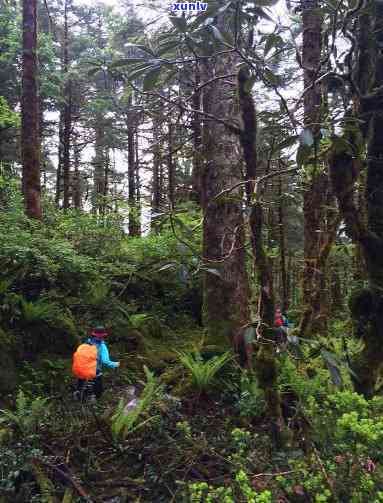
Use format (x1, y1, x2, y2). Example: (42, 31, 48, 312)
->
(0, 96, 19, 130)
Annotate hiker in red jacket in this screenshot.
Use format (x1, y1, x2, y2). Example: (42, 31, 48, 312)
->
(275, 307, 290, 345)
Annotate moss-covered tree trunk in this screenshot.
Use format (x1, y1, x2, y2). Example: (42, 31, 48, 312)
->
(237, 67, 284, 443)
(21, 0, 41, 219)
(329, 3, 383, 397)
(200, 53, 250, 358)
(300, 0, 331, 337)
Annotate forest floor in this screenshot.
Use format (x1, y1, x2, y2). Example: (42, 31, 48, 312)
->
(2, 324, 383, 502)
(1, 327, 291, 503)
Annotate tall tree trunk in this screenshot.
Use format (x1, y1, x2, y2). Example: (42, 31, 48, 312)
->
(200, 53, 251, 356)
(62, 0, 71, 210)
(237, 66, 284, 445)
(329, 3, 383, 397)
(21, 0, 41, 219)
(278, 170, 288, 312)
(300, 0, 328, 336)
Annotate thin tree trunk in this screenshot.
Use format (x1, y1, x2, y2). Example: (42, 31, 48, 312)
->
(62, 0, 71, 210)
(135, 130, 141, 235)
(278, 170, 288, 312)
(151, 118, 161, 231)
(167, 118, 175, 208)
(237, 66, 284, 446)
(73, 139, 81, 209)
(56, 111, 64, 207)
(21, 0, 41, 219)
(127, 106, 140, 236)
(191, 64, 202, 203)
(93, 121, 105, 214)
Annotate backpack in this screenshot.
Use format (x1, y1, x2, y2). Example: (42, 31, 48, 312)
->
(72, 343, 98, 380)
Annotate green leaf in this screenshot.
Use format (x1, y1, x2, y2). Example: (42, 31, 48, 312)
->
(264, 68, 280, 86)
(157, 40, 179, 56)
(123, 43, 156, 56)
(321, 349, 342, 387)
(110, 58, 147, 68)
(209, 25, 233, 46)
(128, 64, 156, 82)
(157, 262, 178, 272)
(143, 66, 163, 91)
(169, 15, 188, 33)
(264, 34, 283, 56)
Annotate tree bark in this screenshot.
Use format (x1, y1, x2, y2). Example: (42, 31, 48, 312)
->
(167, 118, 175, 208)
(200, 53, 251, 356)
(21, 0, 41, 219)
(62, 0, 71, 210)
(237, 66, 284, 445)
(329, 2, 383, 396)
(278, 170, 288, 312)
(300, 0, 334, 337)
(191, 64, 202, 203)
(73, 139, 81, 209)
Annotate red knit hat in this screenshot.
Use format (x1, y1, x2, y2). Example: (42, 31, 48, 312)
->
(91, 326, 108, 339)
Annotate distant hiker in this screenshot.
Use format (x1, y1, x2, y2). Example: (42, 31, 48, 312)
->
(72, 326, 120, 401)
(275, 307, 290, 345)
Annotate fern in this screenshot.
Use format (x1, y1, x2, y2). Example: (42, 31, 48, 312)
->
(20, 298, 57, 323)
(110, 366, 163, 441)
(177, 350, 232, 393)
(0, 389, 49, 434)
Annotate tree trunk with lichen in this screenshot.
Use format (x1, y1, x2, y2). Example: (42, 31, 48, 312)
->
(21, 0, 41, 219)
(329, 2, 383, 397)
(238, 66, 284, 444)
(300, 0, 331, 337)
(200, 53, 250, 358)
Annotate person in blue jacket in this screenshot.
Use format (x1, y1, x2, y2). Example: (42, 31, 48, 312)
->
(75, 326, 120, 401)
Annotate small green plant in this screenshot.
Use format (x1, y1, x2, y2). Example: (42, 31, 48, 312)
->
(237, 372, 265, 417)
(110, 366, 163, 440)
(176, 420, 192, 439)
(177, 350, 232, 394)
(20, 298, 57, 324)
(0, 389, 49, 435)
